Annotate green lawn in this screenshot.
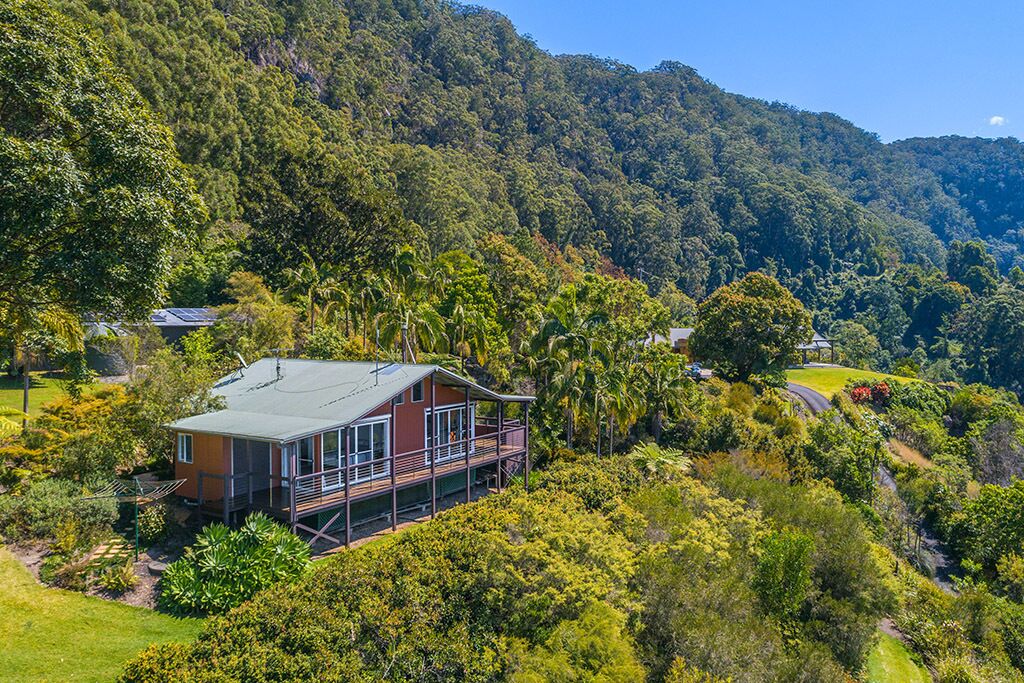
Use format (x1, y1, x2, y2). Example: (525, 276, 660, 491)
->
(0, 548, 201, 682)
(867, 632, 931, 683)
(0, 373, 69, 416)
(786, 366, 917, 399)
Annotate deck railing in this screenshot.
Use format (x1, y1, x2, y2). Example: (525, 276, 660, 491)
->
(198, 423, 526, 519)
(289, 424, 526, 512)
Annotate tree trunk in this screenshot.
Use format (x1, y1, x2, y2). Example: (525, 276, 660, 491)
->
(651, 410, 664, 442)
(566, 408, 573, 449)
(21, 359, 29, 430)
(608, 416, 615, 455)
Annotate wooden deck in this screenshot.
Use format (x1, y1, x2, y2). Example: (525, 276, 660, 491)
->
(200, 432, 526, 521)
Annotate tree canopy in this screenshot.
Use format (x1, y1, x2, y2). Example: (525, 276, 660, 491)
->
(690, 273, 812, 382)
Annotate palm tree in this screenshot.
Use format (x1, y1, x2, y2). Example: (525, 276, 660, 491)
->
(643, 352, 695, 442)
(6, 305, 83, 429)
(447, 302, 489, 372)
(531, 288, 606, 448)
(282, 253, 342, 335)
(372, 248, 445, 362)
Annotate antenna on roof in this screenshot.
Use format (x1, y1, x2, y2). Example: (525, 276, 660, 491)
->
(269, 348, 288, 382)
(235, 352, 248, 370)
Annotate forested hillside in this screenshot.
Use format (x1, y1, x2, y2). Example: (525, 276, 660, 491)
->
(50, 0, 1024, 301)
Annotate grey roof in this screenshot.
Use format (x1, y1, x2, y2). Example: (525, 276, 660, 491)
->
(649, 327, 694, 346)
(169, 358, 532, 442)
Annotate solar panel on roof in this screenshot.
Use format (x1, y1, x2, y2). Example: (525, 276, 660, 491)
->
(165, 307, 216, 323)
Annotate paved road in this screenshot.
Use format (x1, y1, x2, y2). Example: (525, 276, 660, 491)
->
(786, 382, 832, 415)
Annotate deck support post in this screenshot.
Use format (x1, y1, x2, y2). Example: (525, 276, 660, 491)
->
(289, 448, 297, 533)
(390, 397, 398, 532)
(465, 386, 471, 504)
(344, 427, 351, 548)
(497, 402, 504, 491)
(524, 406, 530, 492)
(430, 375, 437, 518)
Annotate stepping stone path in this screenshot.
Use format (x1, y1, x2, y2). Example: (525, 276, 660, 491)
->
(87, 538, 133, 565)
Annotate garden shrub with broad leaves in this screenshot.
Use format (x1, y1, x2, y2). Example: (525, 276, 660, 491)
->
(158, 513, 310, 615)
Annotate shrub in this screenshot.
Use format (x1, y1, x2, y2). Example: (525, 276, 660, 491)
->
(850, 386, 872, 404)
(137, 503, 170, 545)
(753, 529, 814, 622)
(158, 513, 310, 615)
(891, 381, 951, 418)
(99, 560, 139, 594)
(871, 381, 892, 404)
(0, 478, 117, 543)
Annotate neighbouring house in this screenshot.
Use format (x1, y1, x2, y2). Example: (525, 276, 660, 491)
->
(147, 307, 217, 344)
(84, 308, 218, 375)
(648, 328, 694, 358)
(169, 358, 532, 547)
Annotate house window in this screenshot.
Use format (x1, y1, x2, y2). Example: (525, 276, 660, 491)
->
(347, 419, 390, 483)
(321, 430, 342, 490)
(177, 433, 193, 464)
(412, 380, 424, 402)
(425, 405, 475, 464)
(392, 390, 405, 406)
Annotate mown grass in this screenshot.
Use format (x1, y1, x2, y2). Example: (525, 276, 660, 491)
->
(0, 548, 201, 682)
(0, 373, 69, 417)
(866, 632, 931, 682)
(787, 366, 916, 399)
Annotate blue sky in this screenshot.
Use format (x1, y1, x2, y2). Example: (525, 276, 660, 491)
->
(478, 0, 1022, 143)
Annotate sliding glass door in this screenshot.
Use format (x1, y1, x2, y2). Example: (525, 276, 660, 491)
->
(347, 419, 389, 484)
(426, 405, 475, 464)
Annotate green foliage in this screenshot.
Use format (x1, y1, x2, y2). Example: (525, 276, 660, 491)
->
(690, 273, 812, 382)
(509, 602, 645, 683)
(753, 529, 814, 622)
(158, 513, 310, 615)
(0, 478, 116, 543)
(124, 348, 224, 464)
(213, 272, 297, 360)
(958, 480, 1024, 571)
(99, 560, 139, 594)
(137, 504, 169, 545)
(0, 0, 205, 326)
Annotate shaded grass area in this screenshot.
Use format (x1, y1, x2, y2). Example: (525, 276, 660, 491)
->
(0, 373, 68, 416)
(866, 632, 931, 683)
(0, 548, 201, 682)
(787, 366, 916, 399)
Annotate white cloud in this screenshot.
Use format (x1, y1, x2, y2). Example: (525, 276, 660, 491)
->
(989, 115, 1006, 126)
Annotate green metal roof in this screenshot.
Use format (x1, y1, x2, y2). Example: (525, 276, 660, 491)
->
(169, 358, 531, 443)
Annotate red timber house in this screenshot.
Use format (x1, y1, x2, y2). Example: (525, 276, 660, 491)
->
(169, 358, 532, 546)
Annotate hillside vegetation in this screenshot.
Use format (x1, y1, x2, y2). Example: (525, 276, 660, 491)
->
(50, 0, 1024, 295)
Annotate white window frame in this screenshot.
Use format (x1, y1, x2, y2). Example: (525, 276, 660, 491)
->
(177, 433, 193, 464)
(321, 429, 344, 491)
(424, 403, 476, 465)
(347, 416, 391, 485)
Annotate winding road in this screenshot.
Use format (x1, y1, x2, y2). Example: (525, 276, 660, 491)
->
(787, 379, 957, 593)
(786, 382, 832, 415)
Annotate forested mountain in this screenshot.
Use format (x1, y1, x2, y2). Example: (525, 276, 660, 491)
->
(49, 0, 1024, 302)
